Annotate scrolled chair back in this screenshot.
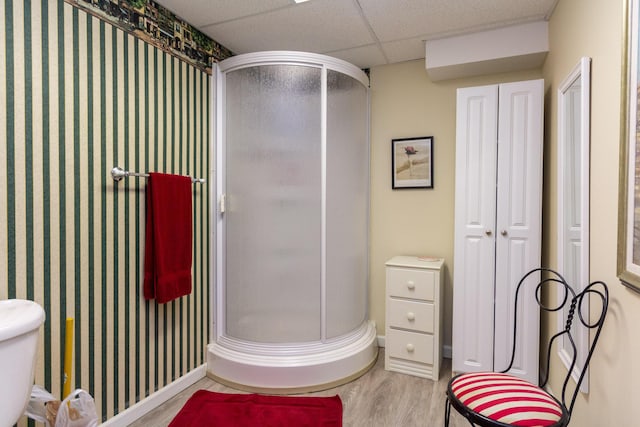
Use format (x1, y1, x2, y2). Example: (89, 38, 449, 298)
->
(509, 268, 608, 416)
(445, 267, 609, 427)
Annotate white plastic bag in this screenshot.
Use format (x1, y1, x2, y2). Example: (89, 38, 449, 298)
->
(24, 385, 57, 426)
(25, 386, 98, 427)
(55, 389, 99, 427)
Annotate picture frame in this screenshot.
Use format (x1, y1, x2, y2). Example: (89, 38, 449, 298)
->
(391, 136, 433, 189)
(618, 0, 640, 291)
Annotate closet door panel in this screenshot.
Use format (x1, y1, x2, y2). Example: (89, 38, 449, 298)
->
(453, 85, 499, 374)
(494, 79, 543, 383)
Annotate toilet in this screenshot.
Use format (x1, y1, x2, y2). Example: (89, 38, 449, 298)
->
(0, 299, 45, 427)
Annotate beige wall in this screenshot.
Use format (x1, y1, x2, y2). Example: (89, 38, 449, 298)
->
(368, 62, 541, 346)
(542, 0, 640, 424)
(370, 0, 640, 423)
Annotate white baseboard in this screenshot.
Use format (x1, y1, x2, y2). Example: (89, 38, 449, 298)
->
(102, 364, 207, 426)
(376, 335, 452, 359)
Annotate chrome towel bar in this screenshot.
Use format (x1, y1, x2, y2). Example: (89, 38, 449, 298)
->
(111, 166, 206, 184)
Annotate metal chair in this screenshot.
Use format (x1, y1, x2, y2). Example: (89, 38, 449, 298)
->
(445, 268, 608, 427)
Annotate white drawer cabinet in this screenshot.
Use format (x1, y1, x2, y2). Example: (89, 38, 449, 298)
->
(385, 256, 443, 380)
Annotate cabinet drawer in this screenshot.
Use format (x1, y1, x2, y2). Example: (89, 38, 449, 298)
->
(387, 268, 435, 301)
(387, 329, 434, 364)
(388, 299, 434, 333)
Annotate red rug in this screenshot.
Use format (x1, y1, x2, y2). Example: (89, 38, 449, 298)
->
(169, 390, 343, 427)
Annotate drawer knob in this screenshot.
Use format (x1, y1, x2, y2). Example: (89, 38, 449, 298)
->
(407, 280, 415, 290)
(407, 312, 415, 321)
(406, 343, 415, 352)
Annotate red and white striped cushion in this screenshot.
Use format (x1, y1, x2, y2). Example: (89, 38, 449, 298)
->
(450, 372, 563, 427)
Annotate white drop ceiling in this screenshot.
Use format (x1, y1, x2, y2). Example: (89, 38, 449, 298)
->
(155, 0, 559, 69)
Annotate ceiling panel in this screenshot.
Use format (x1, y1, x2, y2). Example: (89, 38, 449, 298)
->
(326, 44, 388, 70)
(381, 38, 427, 65)
(156, 0, 291, 28)
(358, 0, 558, 42)
(200, 0, 374, 55)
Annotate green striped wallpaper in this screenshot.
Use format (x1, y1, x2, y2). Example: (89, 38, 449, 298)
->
(1, 0, 210, 423)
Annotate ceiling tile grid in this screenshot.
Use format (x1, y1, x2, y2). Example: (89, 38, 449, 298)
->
(155, 0, 560, 69)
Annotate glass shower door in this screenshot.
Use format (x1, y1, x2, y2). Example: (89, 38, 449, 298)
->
(325, 70, 369, 339)
(223, 64, 322, 343)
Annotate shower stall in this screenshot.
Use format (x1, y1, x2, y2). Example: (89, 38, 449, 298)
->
(208, 52, 377, 391)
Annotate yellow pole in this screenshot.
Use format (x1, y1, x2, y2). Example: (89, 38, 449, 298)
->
(63, 318, 73, 399)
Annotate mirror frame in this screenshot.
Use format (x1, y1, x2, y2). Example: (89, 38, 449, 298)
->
(557, 56, 591, 393)
(618, 0, 640, 291)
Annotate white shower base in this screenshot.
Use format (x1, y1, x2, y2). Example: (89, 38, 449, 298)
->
(207, 320, 378, 393)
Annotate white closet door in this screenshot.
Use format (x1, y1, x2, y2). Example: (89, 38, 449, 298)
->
(493, 79, 543, 383)
(452, 85, 499, 374)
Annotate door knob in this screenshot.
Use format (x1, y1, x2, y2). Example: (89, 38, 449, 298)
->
(501, 230, 508, 236)
(485, 229, 492, 236)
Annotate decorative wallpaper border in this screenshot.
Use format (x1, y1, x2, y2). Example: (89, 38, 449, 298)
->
(64, 0, 233, 74)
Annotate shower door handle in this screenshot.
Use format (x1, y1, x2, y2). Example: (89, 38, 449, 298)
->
(220, 193, 226, 214)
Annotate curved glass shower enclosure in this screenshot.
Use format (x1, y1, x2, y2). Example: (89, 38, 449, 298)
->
(208, 52, 377, 391)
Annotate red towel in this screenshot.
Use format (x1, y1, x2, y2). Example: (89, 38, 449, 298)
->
(144, 172, 193, 304)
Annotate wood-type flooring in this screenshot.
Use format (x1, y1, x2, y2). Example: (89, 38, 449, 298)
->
(129, 350, 469, 427)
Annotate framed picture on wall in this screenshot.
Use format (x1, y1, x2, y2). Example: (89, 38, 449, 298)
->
(619, 0, 640, 291)
(391, 136, 433, 189)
